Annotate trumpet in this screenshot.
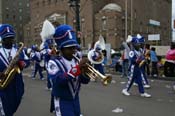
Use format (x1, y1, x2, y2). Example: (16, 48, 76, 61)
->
(73, 55, 112, 86)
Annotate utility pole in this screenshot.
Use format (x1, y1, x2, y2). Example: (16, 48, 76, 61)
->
(125, 0, 128, 40)
(68, 0, 81, 44)
(130, 0, 133, 35)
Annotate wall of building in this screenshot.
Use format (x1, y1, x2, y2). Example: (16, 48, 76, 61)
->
(29, 0, 172, 49)
(1, 0, 30, 42)
(0, 0, 2, 23)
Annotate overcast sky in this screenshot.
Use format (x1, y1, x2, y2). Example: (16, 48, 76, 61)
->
(172, 1, 175, 23)
(172, 1, 175, 40)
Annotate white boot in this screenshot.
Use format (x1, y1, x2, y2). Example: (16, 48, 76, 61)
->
(140, 93, 151, 98)
(144, 84, 151, 89)
(122, 89, 130, 96)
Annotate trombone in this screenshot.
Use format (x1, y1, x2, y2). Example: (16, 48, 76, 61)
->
(73, 55, 112, 86)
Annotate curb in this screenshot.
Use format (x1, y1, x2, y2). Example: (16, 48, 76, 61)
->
(148, 76, 175, 81)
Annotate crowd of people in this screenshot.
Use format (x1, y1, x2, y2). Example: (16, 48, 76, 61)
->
(0, 20, 174, 116)
(112, 38, 175, 79)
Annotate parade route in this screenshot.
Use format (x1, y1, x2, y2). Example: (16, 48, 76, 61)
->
(15, 68, 175, 116)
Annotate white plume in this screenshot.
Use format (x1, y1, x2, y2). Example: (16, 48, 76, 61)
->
(40, 20, 55, 42)
(94, 35, 105, 50)
(40, 20, 55, 50)
(126, 35, 132, 43)
(137, 34, 142, 39)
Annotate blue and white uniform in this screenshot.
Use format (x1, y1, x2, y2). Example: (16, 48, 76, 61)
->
(30, 48, 44, 80)
(0, 45, 30, 116)
(47, 56, 89, 116)
(125, 49, 144, 93)
(48, 24, 90, 116)
(92, 50, 105, 75)
(122, 35, 151, 97)
(0, 24, 30, 116)
(140, 48, 149, 86)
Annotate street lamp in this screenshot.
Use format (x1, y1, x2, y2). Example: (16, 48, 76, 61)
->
(68, 0, 81, 44)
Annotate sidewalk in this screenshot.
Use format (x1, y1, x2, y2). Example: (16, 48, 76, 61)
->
(147, 75, 175, 81)
(105, 67, 175, 81)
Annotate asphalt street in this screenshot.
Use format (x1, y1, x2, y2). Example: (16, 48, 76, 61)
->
(15, 68, 175, 116)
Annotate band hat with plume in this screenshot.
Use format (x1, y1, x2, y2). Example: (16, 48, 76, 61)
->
(126, 35, 140, 44)
(137, 34, 145, 43)
(53, 25, 78, 49)
(0, 24, 16, 39)
(40, 20, 55, 50)
(131, 36, 140, 44)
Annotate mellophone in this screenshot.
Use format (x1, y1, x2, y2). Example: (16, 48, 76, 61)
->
(73, 55, 112, 86)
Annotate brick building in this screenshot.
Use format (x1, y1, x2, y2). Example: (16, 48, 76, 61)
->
(0, 0, 30, 43)
(28, 0, 172, 49)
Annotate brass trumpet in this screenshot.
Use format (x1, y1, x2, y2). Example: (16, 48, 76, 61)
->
(73, 55, 112, 86)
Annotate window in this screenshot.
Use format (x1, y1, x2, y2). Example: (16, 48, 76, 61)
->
(19, 16, 22, 20)
(43, 0, 45, 5)
(134, 9, 137, 19)
(19, 2, 22, 6)
(27, 3, 30, 7)
(6, 14, 9, 19)
(48, 0, 51, 4)
(19, 9, 22, 13)
(6, 7, 9, 10)
(13, 15, 16, 20)
(36, 2, 39, 6)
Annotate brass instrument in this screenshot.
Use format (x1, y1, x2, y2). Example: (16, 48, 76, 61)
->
(139, 60, 145, 67)
(0, 42, 24, 89)
(88, 49, 104, 64)
(88, 35, 105, 64)
(73, 55, 112, 86)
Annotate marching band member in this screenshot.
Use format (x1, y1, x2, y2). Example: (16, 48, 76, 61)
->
(88, 36, 106, 78)
(122, 36, 151, 98)
(40, 39, 56, 90)
(92, 44, 105, 75)
(47, 24, 90, 116)
(0, 24, 30, 115)
(30, 45, 44, 80)
(137, 34, 150, 88)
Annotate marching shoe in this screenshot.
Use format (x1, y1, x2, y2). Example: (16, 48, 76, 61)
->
(144, 84, 151, 89)
(133, 83, 138, 86)
(41, 78, 45, 81)
(173, 85, 175, 91)
(140, 93, 151, 98)
(45, 87, 52, 91)
(122, 89, 130, 96)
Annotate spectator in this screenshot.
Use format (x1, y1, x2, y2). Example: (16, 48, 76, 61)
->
(144, 44, 151, 76)
(150, 47, 158, 77)
(120, 42, 130, 78)
(164, 42, 175, 77)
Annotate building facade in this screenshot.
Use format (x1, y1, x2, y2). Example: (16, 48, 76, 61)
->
(0, 0, 30, 43)
(29, 0, 172, 49)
